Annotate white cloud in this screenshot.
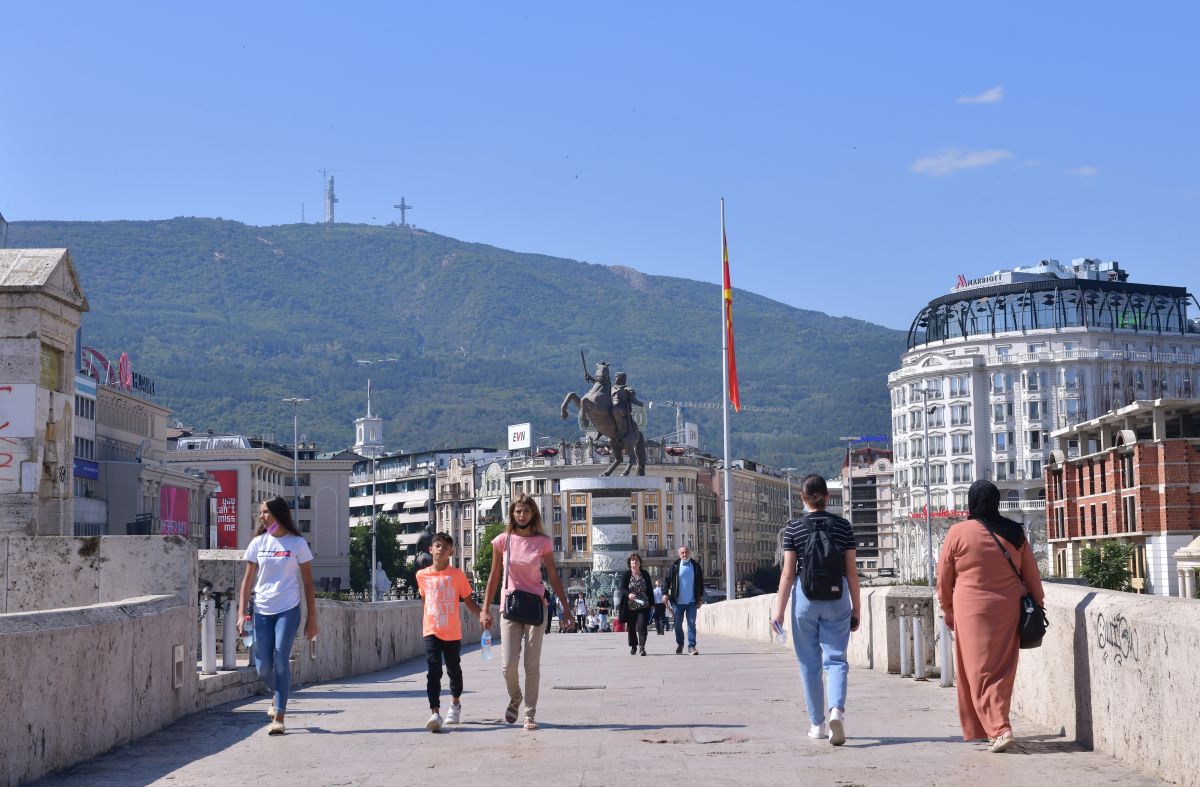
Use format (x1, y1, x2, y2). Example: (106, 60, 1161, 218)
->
(910, 148, 1014, 177)
(1064, 165, 1100, 177)
(957, 86, 1005, 105)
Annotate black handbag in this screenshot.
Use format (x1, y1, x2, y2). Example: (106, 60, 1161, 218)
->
(981, 522, 1049, 649)
(501, 534, 544, 626)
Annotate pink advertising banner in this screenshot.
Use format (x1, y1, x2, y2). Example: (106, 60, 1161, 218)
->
(211, 469, 239, 549)
(159, 485, 190, 536)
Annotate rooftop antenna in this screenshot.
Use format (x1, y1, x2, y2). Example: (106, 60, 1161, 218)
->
(300, 203, 305, 223)
(393, 198, 413, 227)
(321, 169, 338, 224)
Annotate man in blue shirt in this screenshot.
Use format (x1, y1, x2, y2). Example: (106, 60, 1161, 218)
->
(664, 545, 704, 655)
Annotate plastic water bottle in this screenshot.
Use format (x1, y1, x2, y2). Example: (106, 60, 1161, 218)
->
(241, 618, 254, 650)
(771, 620, 788, 645)
(481, 630, 493, 661)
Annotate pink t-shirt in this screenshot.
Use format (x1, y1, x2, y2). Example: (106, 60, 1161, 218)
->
(492, 531, 552, 606)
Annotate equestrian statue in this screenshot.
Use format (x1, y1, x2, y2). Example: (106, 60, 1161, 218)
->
(560, 352, 647, 476)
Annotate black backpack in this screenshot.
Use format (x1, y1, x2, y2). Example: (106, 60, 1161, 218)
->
(799, 513, 845, 601)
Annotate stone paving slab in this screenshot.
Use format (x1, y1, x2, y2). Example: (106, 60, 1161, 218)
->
(37, 632, 1162, 787)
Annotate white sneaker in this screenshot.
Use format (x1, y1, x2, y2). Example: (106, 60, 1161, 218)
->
(828, 708, 846, 746)
(445, 704, 462, 724)
(426, 712, 443, 732)
(808, 723, 826, 739)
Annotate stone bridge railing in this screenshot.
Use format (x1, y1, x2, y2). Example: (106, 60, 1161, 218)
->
(698, 583, 1199, 786)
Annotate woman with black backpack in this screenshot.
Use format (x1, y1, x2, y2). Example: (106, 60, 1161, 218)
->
(771, 474, 860, 746)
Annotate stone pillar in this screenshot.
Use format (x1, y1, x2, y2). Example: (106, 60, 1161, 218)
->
(561, 475, 663, 602)
(1185, 569, 1197, 600)
(1179, 569, 1188, 598)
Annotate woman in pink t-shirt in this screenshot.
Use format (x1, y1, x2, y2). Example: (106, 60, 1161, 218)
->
(480, 494, 575, 730)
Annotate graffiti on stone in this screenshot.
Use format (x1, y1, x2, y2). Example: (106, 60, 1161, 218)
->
(1095, 611, 1139, 666)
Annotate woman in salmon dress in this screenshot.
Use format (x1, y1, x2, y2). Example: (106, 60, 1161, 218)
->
(936, 480, 1045, 753)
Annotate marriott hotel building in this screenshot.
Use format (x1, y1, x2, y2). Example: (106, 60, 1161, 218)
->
(888, 259, 1200, 582)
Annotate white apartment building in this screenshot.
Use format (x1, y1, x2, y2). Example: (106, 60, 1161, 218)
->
(889, 258, 1200, 580)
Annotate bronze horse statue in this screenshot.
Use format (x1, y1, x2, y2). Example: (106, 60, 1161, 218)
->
(560, 354, 647, 476)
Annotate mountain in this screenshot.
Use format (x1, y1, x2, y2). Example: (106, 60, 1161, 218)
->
(7, 218, 906, 474)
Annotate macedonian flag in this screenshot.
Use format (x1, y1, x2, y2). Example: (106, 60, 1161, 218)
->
(722, 216, 741, 413)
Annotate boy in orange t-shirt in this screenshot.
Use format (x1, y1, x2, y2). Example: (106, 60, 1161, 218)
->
(416, 532, 482, 732)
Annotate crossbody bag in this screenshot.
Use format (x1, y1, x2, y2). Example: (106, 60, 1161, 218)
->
(979, 521, 1049, 649)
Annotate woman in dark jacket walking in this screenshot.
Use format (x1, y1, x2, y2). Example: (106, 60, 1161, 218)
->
(618, 553, 653, 656)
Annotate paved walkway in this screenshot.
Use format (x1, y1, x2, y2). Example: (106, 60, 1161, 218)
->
(39, 632, 1159, 786)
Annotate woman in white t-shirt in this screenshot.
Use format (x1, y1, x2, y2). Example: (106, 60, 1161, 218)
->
(480, 494, 574, 730)
(236, 496, 319, 735)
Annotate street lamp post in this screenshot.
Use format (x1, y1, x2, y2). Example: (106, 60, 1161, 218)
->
(781, 467, 797, 521)
(839, 437, 859, 535)
(282, 397, 310, 526)
(355, 359, 399, 602)
(915, 387, 937, 587)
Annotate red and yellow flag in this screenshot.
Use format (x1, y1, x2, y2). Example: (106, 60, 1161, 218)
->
(722, 221, 741, 412)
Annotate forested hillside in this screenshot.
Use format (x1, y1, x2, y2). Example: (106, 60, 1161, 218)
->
(9, 219, 905, 474)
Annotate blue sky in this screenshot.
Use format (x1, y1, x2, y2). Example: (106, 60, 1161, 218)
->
(3, 2, 1198, 329)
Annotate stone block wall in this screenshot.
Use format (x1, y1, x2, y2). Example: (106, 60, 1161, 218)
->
(0, 595, 194, 785)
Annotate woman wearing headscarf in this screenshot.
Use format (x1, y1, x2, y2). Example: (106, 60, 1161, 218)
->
(936, 480, 1045, 753)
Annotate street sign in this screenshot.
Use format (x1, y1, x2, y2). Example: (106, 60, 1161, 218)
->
(855, 435, 889, 443)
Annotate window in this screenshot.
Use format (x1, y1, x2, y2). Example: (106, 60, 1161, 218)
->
(1063, 369, 1079, 390)
(1135, 371, 1145, 390)
(951, 433, 971, 455)
(949, 375, 970, 397)
(994, 461, 1015, 481)
(929, 464, 946, 484)
(1027, 459, 1042, 479)
(910, 409, 923, 429)
(928, 406, 945, 428)
(1101, 503, 1109, 536)
(1123, 496, 1137, 531)
(1027, 400, 1042, 420)
(571, 535, 587, 552)
(994, 432, 1010, 451)
(927, 435, 945, 456)
(569, 503, 587, 522)
(952, 462, 972, 483)
(647, 534, 659, 550)
(552, 506, 563, 523)
(644, 504, 658, 521)
(1027, 430, 1042, 450)
(535, 479, 545, 494)
(1025, 370, 1040, 391)
(993, 403, 1013, 423)
(950, 404, 971, 426)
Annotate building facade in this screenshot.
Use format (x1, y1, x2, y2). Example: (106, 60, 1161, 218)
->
(1046, 399, 1200, 595)
(842, 446, 897, 576)
(890, 259, 1200, 580)
(0, 249, 88, 535)
(71, 373, 106, 534)
(168, 434, 354, 584)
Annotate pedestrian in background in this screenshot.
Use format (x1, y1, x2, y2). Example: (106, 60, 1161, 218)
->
(237, 496, 319, 736)
(596, 594, 611, 632)
(771, 474, 860, 746)
(480, 494, 575, 730)
(544, 586, 556, 635)
(573, 594, 589, 633)
(664, 545, 704, 655)
(937, 480, 1045, 753)
(619, 553, 653, 655)
(652, 579, 666, 635)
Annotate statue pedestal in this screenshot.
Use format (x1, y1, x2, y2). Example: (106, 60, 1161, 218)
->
(561, 476, 664, 605)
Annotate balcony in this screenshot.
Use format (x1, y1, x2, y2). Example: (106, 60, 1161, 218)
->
(999, 499, 1046, 511)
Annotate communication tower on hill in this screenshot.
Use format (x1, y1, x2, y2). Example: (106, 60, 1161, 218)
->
(322, 170, 338, 224)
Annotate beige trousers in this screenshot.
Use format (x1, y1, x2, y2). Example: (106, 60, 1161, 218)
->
(500, 616, 546, 720)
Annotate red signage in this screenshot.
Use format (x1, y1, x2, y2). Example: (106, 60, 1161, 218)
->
(955, 274, 968, 288)
(912, 506, 969, 519)
(159, 485, 190, 535)
(211, 470, 239, 549)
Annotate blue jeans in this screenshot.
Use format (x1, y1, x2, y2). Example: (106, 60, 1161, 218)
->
(790, 580, 851, 725)
(253, 605, 301, 714)
(673, 602, 698, 648)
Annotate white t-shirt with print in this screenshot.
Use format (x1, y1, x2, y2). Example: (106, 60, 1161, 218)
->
(244, 532, 313, 615)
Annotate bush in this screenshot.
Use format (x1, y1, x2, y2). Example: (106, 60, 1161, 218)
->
(1079, 541, 1133, 592)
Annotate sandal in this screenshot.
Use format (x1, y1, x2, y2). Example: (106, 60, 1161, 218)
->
(523, 718, 538, 731)
(268, 720, 285, 736)
(989, 731, 1013, 753)
(504, 699, 520, 724)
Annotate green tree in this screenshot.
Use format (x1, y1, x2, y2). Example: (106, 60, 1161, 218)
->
(1080, 541, 1133, 592)
(473, 521, 508, 603)
(350, 515, 409, 594)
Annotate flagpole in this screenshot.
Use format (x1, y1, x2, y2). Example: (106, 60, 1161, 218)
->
(720, 198, 736, 603)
